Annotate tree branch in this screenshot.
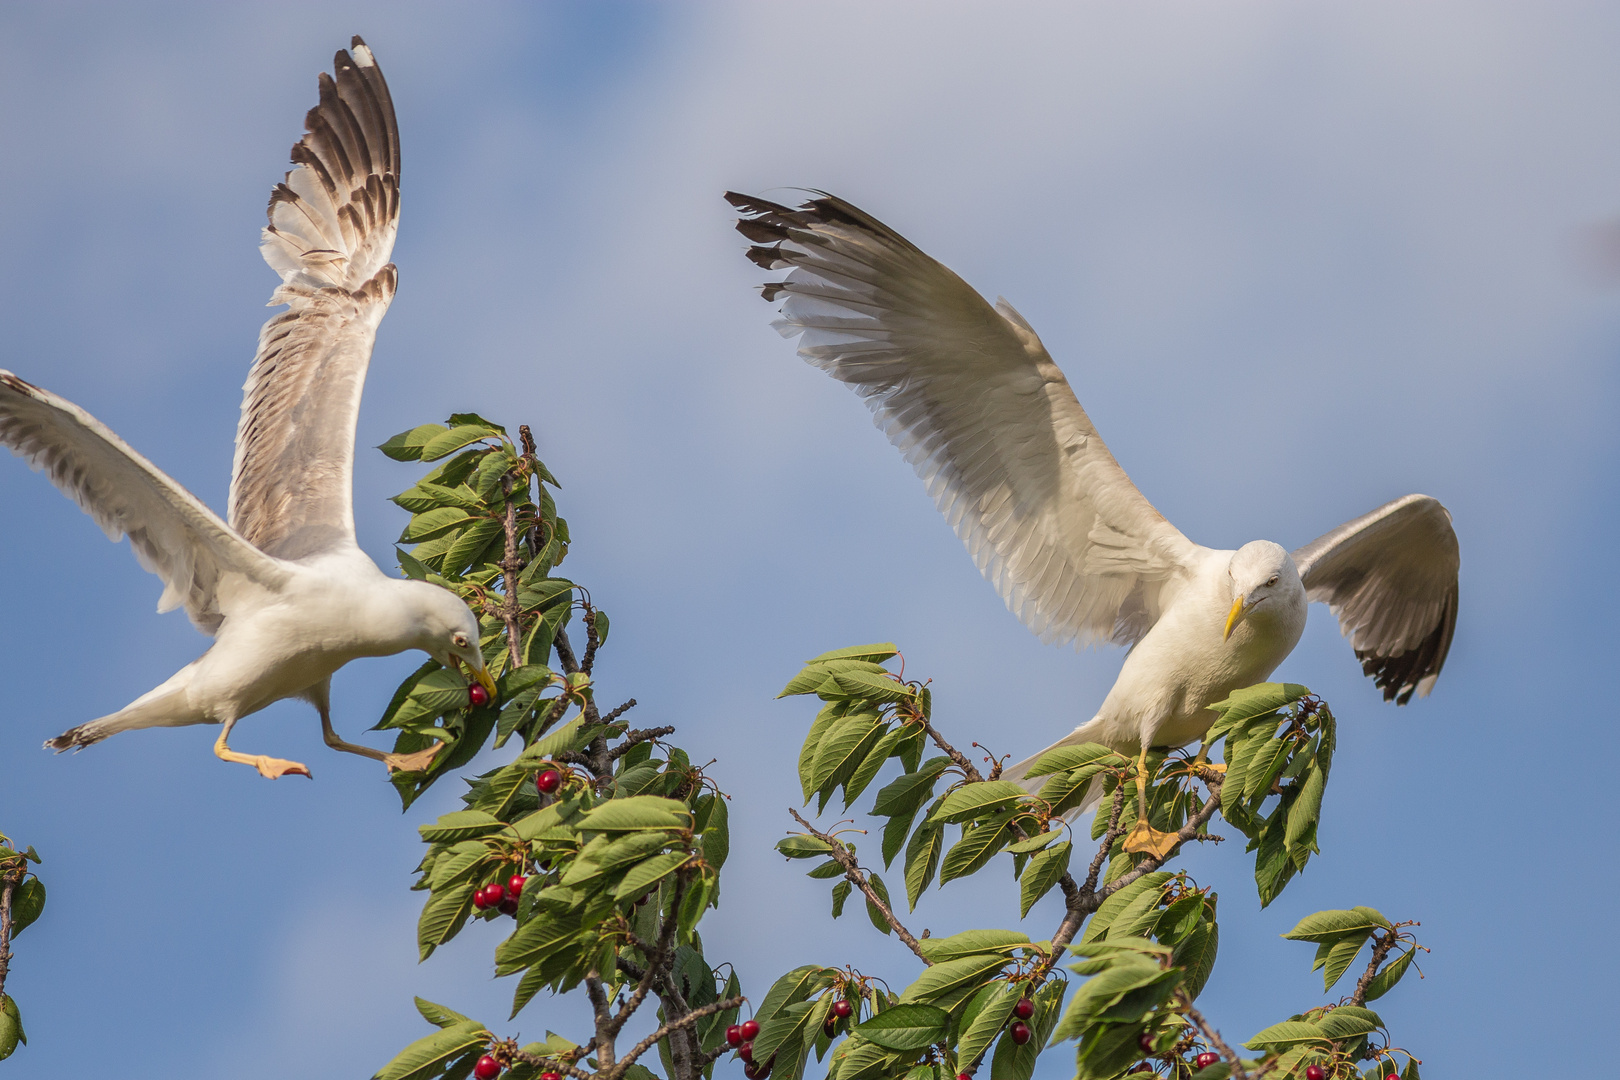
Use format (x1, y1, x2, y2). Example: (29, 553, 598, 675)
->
(788, 809, 929, 964)
(1176, 990, 1253, 1080)
(1349, 922, 1415, 1008)
(586, 975, 614, 1071)
(920, 719, 983, 783)
(0, 858, 19, 1003)
(499, 474, 525, 672)
(604, 995, 745, 1080)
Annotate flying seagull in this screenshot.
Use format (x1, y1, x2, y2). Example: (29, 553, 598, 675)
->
(0, 38, 495, 779)
(728, 191, 1459, 856)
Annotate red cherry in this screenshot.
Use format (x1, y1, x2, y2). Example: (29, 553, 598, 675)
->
(743, 1064, 770, 1080)
(498, 895, 519, 916)
(508, 874, 527, 897)
(1009, 1021, 1031, 1046)
(1013, 996, 1034, 1020)
(823, 1019, 836, 1037)
(832, 999, 854, 1019)
(726, 1025, 743, 1047)
(1304, 1067, 1325, 1080)
(468, 683, 491, 707)
(1195, 1052, 1220, 1069)
(740, 1020, 760, 1040)
(472, 1056, 501, 1080)
(957, 1074, 972, 1080)
(484, 882, 506, 906)
(1138, 1031, 1155, 1052)
(739, 1040, 754, 1063)
(540, 1073, 561, 1080)
(536, 768, 563, 794)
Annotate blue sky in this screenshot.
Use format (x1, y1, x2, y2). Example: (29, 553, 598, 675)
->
(1, 3, 1617, 1076)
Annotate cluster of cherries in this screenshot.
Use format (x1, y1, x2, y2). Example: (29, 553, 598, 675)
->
(473, 874, 527, 916)
(471, 1055, 562, 1080)
(725, 1019, 767, 1078)
(1006, 994, 1035, 1045)
(820, 998, 856, 1037)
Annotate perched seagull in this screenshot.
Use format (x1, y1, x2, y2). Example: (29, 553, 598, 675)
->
(729, 191, 1460, 856)
(0, 38, 495, 779)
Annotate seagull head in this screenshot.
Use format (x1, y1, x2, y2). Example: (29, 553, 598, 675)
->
(407, 582, 498, 698)
(1224, 541, 1302, 641)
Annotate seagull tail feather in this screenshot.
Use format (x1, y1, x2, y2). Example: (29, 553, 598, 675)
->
(1003, 718, 1119, 821)
(44, 668, 202, 753)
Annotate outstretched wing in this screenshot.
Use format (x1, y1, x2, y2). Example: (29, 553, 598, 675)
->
(729, 191, 1203, 647)
(0, 372, 289, 633)
(229, 37, 400, 560)
(1292, 494, 1459, 703)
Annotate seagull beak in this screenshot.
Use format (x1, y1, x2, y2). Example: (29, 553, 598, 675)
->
(1223, 597, 1246, 641)
(473, 664, 498, 698)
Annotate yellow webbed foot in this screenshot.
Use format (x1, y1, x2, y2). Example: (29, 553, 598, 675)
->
(383, 743, 443, 775)
(1122, 818, 1181, 859)
(252, 756, 312, 780)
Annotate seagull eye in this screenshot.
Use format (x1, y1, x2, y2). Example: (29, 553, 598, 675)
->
(452, 633, 469, 648)
(1266, 575, 1279, 588)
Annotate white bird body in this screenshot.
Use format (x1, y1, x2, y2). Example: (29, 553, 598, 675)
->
(0, 39, 495, 778)
(729, 191, 1460, 805)
(1030, 543, 1307, 766)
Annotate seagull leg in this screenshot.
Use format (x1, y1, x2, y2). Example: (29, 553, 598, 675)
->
(1122, 745, 1180, 858)
(318, 705, 442, 774)
(1189, 742, 1226, 777)
(213, 717, 311, 779)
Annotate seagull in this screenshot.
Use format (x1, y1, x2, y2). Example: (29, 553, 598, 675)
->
(728, 191, 1460, 856)
(0, 38, 495, 780)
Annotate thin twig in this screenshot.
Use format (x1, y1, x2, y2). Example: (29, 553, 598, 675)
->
(498, 473, 525, 672)
(582, 607, 601, 675)
(606, 724, 673, 763)
(600, 699, 641, 726)
(788, 809, 929, 963)
(0, 858, 19, 1003)
(921, 720, 983, 783)
(606, 996, 745, 1080)
(1177, 990, 1253, 1080)
(1349, 922, 1415, 1008)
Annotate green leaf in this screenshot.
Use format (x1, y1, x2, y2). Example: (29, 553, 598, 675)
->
(702, 793, 730, 871)
(372, 1020, 490, 1080)
(955, 982, 1020, 1067)
(992, 979, 1064, 1080)
(1319, 934, 1371, 992)
(918, 928, 1030, 964)
(1019, 841, 1072, 918)
(1080, 872, 1173, 942)
(900, 954, 1009, 1005)
(844, 723, 911, 808)
(936, 781, 1029, 823)
(829, 669, 916, 704)
(1206, 682, 1311, 733)
(417, 883, 478, 961)
(779, 659, 891, 698)
(1283, 907, 1392, 943)
(808, 643, 900, 664)
(419, 810, 509, 844)
(613, 851, 691, 902)
(777, 835, 835, 859)
(1006, 828, 1063, 855)
(798, 701, 849, 800)
(1362, 946, 1415, 1002)
(904, 806, 945, 909)
(415, 998, 474, 1029)
(850, 1003, 952, 1051)
(831, 880, 852, 918)
(939, 812, 1015, 884)
(576, 796, 690, 832)
(810, 713, 882, 797)
(1243, 1020, 1325, 1050)
(420, 424, 505, 462)
(10, 878, 44, 937)
(1173, 919, 1219, 1000)
(757, 966, 836, 1023)
(0, 994, 22, 1060)
(1315, 1007, 1380, 1040)
(1024, 742, 1127, 778)
(379, 423, 450, 461)
(864, 872, 894, 935)
(441, 518, 504, 576)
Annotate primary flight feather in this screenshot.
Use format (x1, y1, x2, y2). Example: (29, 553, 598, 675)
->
(728, 190, 1459, 855)
(0, 38, 495, 779)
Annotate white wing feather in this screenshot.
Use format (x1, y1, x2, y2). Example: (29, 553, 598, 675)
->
(0, 372, 288, 633)
(229, 37, 400, 560)
(729, 192, 1202, 647)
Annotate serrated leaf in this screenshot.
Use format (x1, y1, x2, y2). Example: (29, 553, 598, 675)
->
(955, 982, 1020, 1067)
(936, 780, 1028, 822)
(417, 883, 477, 961)
(1019, 841, 1071, 918)
(900, 954, 1009, 1005)
(1243, 1020, 1325, 1050)
(830, 669, 915, 704)
(10, 878, 44, 937)
(421, 424, 504, 462)
(811, 713, 882, 797)
(758, 965, 836, 1023)
(1024, 742, 1128, 778)
(1080, 872, 1173, 942)
(419, 810, 509, 844)
(576, 796, 690, 832)
(872, 757, 951, 818)
(831, 880, 852, 918)
(1006, 828, 1063, 855)
(865, 872, 895, 935)
(904, 803, 945, 909)
(1319, 934, 1370, 992)
(844, 724, 911, 808)
(807, 643, 900, 664)
(0, 994, 23, 1061)
(939, 812, 1014, 884)
(373, 1020, 489, 1080)
(918, 928, 1030, 964)
(1315, 1007, 1380, 1040)
(1207, 682, 1311, 732)
(1362, 946, 1415, 1002)
(379, 423, 450, 461)
(777, 835, 835, 859)
(415, 998, 474, 1029)
(850, 1003, 952, 1050)
(613, 851, 690, 901)
(1174, 919, 1219, 1000)
(1283, 907, 1392, 942)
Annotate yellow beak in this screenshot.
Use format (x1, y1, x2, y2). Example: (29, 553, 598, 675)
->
(474, 664, 498, 698)
(1223, 597, 1246, 641)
